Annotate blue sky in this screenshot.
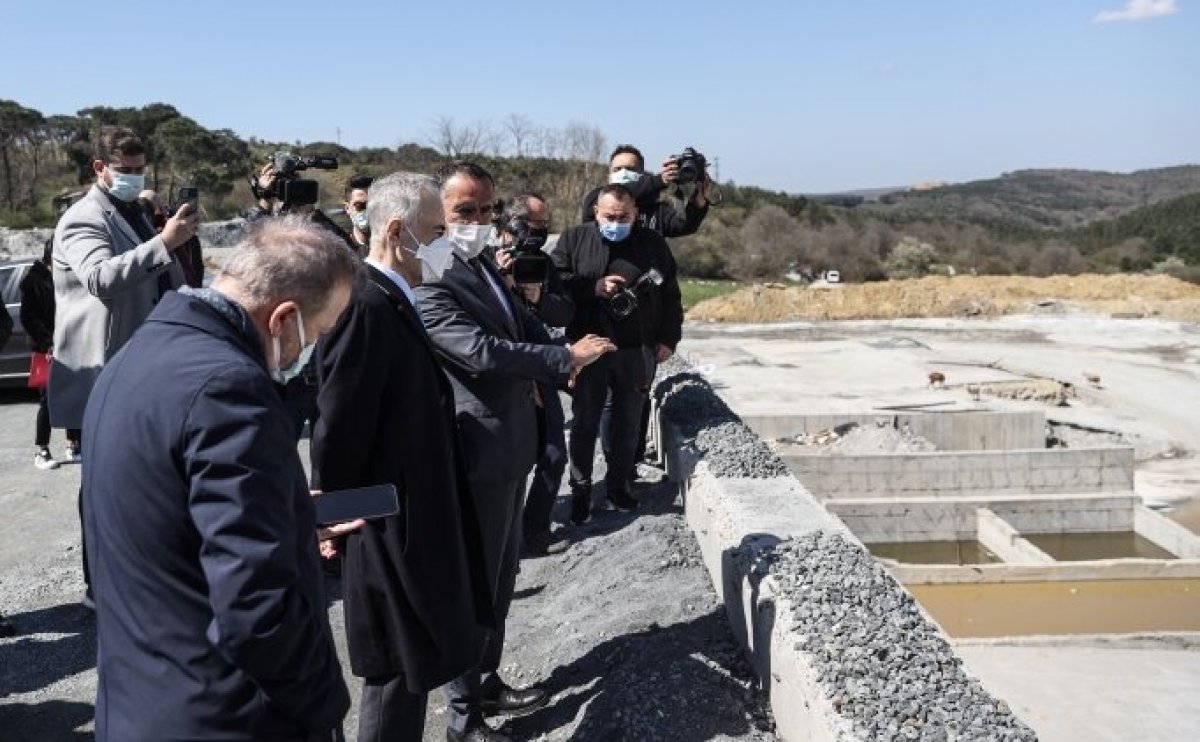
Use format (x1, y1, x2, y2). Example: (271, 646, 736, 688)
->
(0, 1, 1193, 193)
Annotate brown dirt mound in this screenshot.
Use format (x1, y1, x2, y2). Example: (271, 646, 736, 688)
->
(687, 274, 1200, 324)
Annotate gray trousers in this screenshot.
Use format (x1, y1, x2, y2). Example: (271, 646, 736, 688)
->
(443, 476, 525, 733)
(357, 674, 426, 742)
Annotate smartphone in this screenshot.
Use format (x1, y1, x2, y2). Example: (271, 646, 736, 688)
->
(177, 186, 199, 214)
(312, 484, 399, 526)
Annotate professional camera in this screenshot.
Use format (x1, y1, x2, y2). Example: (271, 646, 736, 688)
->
(670, 147, 708, 186)
(607, 267, 664, 320)
(498, 216, 551, 285)
(253, 152, 339, 207)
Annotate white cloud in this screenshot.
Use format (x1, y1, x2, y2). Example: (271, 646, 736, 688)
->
(1093, 0, 1181, 23)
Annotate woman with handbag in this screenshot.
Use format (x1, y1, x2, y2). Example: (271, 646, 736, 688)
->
(20, 241, 81, 470)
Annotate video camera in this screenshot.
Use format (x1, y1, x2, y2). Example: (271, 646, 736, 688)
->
(607, 267, 664, 320)
(498, 215, 551, 285)
(254, 152, 339, 207)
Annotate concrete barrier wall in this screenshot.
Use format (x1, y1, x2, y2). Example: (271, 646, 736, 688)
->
(653, 360, 1036, 741)
(783, 447, 1134, 499)
(827, 494, 1140, 542)
(742, 410, 1046, 451)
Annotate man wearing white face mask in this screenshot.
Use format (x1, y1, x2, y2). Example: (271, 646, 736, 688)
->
(312, 172, 495, 742)
(50, 125, 197, 604)
(81, 216, 360, 741)
(342, 174, 373, 255)
(417, 162, 615, 742)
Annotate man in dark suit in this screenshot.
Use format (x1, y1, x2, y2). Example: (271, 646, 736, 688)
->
(311, 172, 495, 742)
(417, 162, 614, 742)
(81, 217, 360, 741)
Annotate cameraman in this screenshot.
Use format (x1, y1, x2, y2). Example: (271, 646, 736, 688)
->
(246, 157, 358, 440)
(552, 185, 682, 523)
(580, 144, 710, 238)
(494, 193, 574, 556)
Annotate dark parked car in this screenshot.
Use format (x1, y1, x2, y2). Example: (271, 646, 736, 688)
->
(0, 257, 36, 387)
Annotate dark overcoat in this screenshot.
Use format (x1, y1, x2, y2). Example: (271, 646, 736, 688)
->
(311, 265, 494, 690)
(82, 290, 349, 741)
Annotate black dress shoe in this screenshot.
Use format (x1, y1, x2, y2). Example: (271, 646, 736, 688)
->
(446, 723, 511, 741)
(606, 489, 639, 512)
(522, 532, 569, 558)
(480, 685, 549, 716)
(570, 491, 591, 525)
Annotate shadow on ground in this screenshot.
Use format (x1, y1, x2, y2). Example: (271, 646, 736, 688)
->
(504, 610, 769, 740)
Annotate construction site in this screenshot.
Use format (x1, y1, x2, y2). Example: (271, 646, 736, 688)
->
(3, 274, 1200, 740)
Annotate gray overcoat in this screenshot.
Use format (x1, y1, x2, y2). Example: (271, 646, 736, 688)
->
(49, 185, 184, 428)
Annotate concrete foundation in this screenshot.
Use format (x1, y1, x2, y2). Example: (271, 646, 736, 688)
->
(783, 447, 1135, 499)
(744, 410, 1047, 451)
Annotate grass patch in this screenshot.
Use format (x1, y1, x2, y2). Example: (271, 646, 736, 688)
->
(679, 278, 741, 311)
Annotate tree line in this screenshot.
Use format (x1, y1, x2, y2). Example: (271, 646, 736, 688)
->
(2, 99, 1196, 283)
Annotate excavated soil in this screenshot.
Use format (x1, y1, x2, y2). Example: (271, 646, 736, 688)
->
(688, 274, 1200, 324)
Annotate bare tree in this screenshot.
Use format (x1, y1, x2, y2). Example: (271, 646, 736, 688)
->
(427, 115, 499, 158)
(503, 113, 535, 157)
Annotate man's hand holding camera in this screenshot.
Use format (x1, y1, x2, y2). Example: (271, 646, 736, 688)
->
(595, 274, 626, 298)
(161, 202, 199, 250)
(660, 155, 708, 208)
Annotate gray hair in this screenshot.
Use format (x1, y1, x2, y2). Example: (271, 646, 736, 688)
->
(219, 215, 363, 315)
(366, 172, 440, 244)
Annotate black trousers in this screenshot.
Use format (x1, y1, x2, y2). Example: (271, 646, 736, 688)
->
(357, 674, 427, 742)
(443, 477, 524, 733)
(35, 390, 80, 449)
(569, 347, 653, 496)
(523, 383, 567, 540)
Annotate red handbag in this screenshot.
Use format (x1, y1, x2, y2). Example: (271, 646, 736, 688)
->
(28, 352, 51, 390)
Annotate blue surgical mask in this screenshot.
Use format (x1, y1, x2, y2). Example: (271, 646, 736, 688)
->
(107, 170, 145, 202)
(609, 168, 642, 186)
(599, 221, 632, 242)
(270, 309, 314, 384)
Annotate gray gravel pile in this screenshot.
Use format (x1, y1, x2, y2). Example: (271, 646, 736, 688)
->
(654, 359, 790, 478)
(737, 531, 1038, 742)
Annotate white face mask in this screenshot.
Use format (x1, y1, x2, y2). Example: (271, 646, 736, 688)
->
(350, 211, 370, 232)
(270, 309, 314, 384)
(107, 170, 145, 202)
(446, 223, 493, 260)
(404, 226, 455, 280)
(609, 168, 641, 186)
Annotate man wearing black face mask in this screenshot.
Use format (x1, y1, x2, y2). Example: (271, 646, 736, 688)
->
(494, 193, 575, 557)
(579, 144, 710, 238)
(552, 185, 683, 524)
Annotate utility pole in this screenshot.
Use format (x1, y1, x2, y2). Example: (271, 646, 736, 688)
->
(335, 127, 341, 145)
(713, 156, 721, 183)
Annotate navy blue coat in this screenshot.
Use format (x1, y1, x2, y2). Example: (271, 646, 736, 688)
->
(82, 290, 350, 741)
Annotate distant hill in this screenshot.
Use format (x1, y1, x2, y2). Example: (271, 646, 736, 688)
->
(862, 166, 1200, 235)
(1071, 190, 1200, 266)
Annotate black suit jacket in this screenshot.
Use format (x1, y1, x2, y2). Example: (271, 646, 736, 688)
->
(416, 253, 572, 485)
(311, 265, 494, 688)
(82, 291, 348, 741)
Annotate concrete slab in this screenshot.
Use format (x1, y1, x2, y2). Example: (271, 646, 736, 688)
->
(956, 638, 1200, 742)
